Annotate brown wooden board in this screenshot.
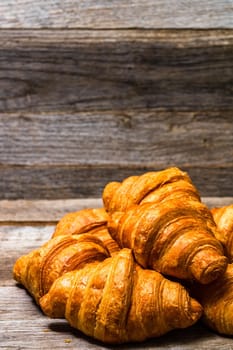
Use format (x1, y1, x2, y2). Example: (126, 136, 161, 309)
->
(0, 30, 232, 113)
(0, 164, 233, 199)
(0, 198, 232, 223)
(0, 30, 232, 199)
(0, 1, 232, 28)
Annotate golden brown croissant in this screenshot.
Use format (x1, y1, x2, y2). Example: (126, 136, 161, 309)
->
(211, 205, 233, 261)
(13, 233, 109, 303)
(40, 248, 202, 344)
(190, 264, 233, 335)
(52, 207, 120, 256)
(103, 167, 200, 212)
(103, 167, 227, 284)
(53, 208, 108, 236)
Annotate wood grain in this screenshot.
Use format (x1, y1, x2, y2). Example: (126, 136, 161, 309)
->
(0, 0, 232, 29)
(1, 111, 233, 166)
(0, 30, 232, 113)
(1, 225, 54, 286)
(0, 30, 232, 199)
(0, 162, 232, 199)
(0, 198, 103, 223)
(0, 198, 232, 223)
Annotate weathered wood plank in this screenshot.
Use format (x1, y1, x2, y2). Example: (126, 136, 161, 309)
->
(2, 29, 233, 47)
(0, 165, 232, 199)
(0, 30, 232, 112)
(1, 225, 54, 286)
(0, 199, 102, 223)
(0, 30, 232, 199)
(0, 198, 232, 223)
(0, 317, 110, 350)
(1, 315, 232, 350)
(1, 110, 233, 198)
(0, 0, 232, 29)
(1, 111, 233, 166)
(1, 316, 231, 350)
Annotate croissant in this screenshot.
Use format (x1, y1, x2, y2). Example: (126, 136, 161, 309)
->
(40, 248, 202, 344)
(190, 264, 233, 335)
(103, 167, 227, 284)
(103, 167, 201, 212)
(211, 205, 233, 261)
(13, 233, 109, 303)
(52, 207, 120, 256)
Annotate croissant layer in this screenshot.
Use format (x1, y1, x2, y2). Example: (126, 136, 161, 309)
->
(103, 167, 195, 212)
(52, 208, 120, 256)
(40, 248, 202, 344)
(13, 233, 109, 303)
(12, 168, 233, 344)
(211, 205, 233, 261)
(103, 168, 227, 284)
(191, 264, 233, 335)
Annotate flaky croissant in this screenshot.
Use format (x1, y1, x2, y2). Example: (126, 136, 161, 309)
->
(211, 205, 233, 261)
(53, 208, 108, 236)
(103, 167, 227, 284)
(40, 248, 202, 344)
(103, 167, 202, 212)
(190, 264, 233, 335)
(13, 233, 109, 303)
(52, 207, 120, 256)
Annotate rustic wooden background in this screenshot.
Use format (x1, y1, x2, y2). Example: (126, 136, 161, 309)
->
(0, 1, 233, 349)
(0, 1, 232, 200)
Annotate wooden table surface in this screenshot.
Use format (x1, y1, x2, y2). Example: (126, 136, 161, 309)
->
(1, 197, 233, 350)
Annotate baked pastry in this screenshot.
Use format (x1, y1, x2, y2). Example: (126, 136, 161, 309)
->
(40, 248, 202, 344)
(211, 205, 233, 261)
(52, 208, 120, 256)
(13, 233, 109, 303)
(13, 168, 233, 344)
(191, 263, 233, 335)
(103, 167, 227, 284)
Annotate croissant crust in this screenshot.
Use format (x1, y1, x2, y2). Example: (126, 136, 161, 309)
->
(12, 168, 233, 343)
(103, 167, 227, 284)
(13, 233, 110, 303)
(211, 205, 233, 261)
(40, 248, 202, 344)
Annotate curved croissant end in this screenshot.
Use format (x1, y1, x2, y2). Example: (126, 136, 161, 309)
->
(53, 208, 108, 237)
(52, 207, 120, 256)
(40, 248, 202, 344)
(13, 234, 110, 303)
(103, 167, 193, 213)
(211, 205, 233, 262)
(103, 168, 227, 284)
(108, 198, 227, 284)
(191, 264, 233, 335)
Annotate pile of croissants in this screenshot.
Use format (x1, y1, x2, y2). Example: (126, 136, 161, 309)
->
(13, 167, 233, 344)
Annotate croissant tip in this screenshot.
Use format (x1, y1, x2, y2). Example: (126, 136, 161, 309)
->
(12, 256, 24, 282)
(190, 298, 203, 321)
(195, 256, 228, 285)
(39, 294, 63, 318)
(40, 295, 57, 318)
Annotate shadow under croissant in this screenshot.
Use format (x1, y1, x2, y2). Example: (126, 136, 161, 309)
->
(47, 320, 225, 349)
(16, 282, 229, 348)
(15, 282, 43, 310)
